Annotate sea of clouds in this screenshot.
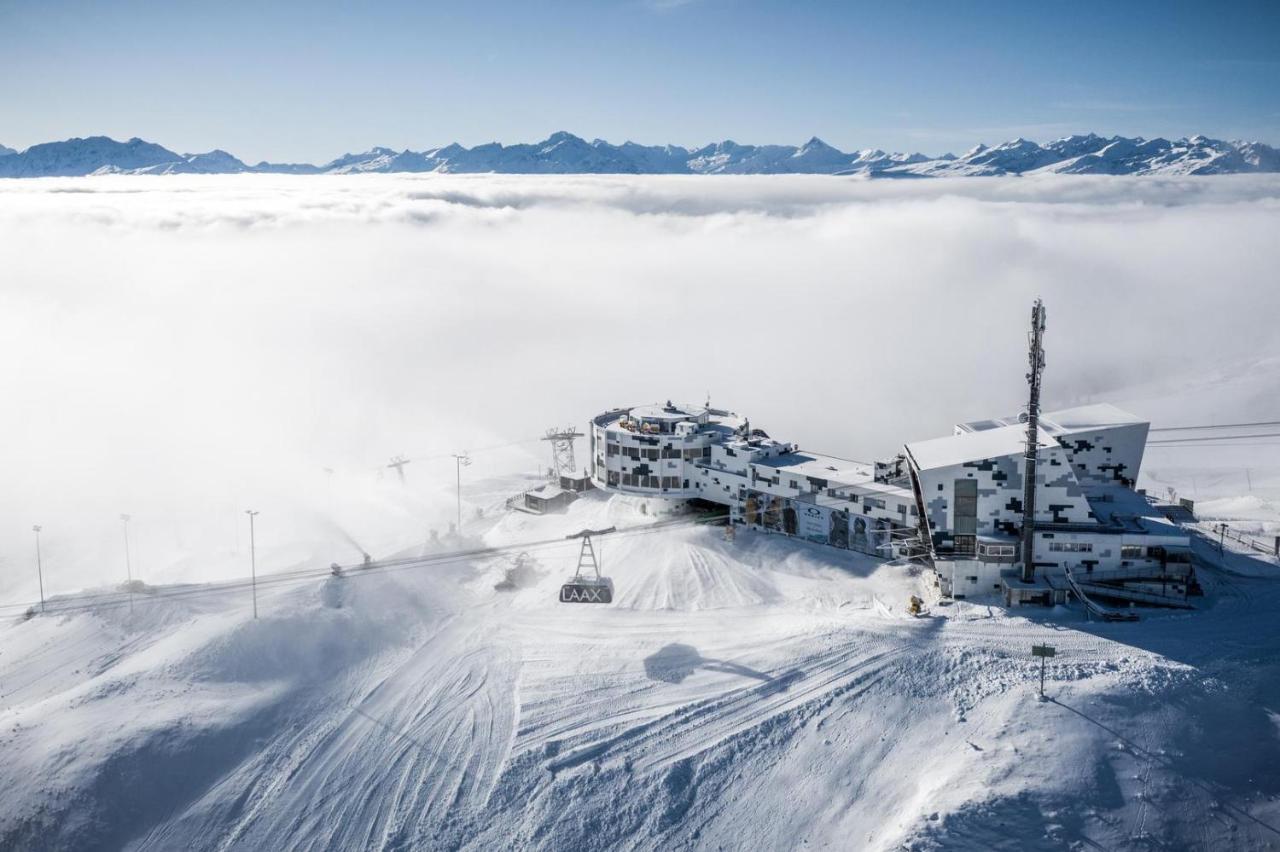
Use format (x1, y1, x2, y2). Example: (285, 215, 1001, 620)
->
(2, 173, 1279, 602)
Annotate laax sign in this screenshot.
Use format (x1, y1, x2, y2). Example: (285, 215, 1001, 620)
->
(559, 583, 613, 604)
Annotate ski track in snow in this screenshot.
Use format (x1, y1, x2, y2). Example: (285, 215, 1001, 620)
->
(2, 490, 1280, 851)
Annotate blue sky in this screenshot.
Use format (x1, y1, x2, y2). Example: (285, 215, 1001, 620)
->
(2, 0, 1277, 162)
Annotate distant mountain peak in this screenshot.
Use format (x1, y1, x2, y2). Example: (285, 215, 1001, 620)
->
(0, 132, 1274, 178)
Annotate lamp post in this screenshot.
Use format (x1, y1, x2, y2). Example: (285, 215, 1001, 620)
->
(245, 510, 259, 619)
(120, 513, 134, 615)
(32, 525, 45, 614)
(451, 453, 471, 534)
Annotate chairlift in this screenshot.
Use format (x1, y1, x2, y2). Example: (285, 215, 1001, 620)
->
(560, 527, 616, 604)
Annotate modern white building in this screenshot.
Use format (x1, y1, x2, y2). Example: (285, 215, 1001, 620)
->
(902, 403, 1193, 605)
(588, 400, 1194, 610)
(589, 402, 920, 556)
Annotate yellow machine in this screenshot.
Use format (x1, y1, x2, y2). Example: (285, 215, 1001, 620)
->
(908, 595, 926, 617)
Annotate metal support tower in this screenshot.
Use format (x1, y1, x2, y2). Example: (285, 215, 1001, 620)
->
(565, 527, 615, 582)
(542, 427, 583, 479)
(1020, 299, 1047, 583)
(387, 455, 411, 484)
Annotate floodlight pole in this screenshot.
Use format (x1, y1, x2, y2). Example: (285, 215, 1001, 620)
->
(245, 510, 260, 619)
(32, 525, 45, 614)
(120, 514, 134, 615)
(452, 453, 471, 533)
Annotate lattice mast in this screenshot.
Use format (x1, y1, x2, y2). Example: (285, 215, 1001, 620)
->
(543, 427, 583, 479)
(1020, 299, 1047, 582)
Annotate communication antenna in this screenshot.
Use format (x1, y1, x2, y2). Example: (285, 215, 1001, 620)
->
(1020, 299, 1047, 582)
(387, 455, 411, 484)
(542, 427, 582, 479)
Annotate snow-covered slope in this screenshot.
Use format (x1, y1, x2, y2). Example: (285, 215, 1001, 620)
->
(2, 487, 1278, 851)
(135, 150, 251, 175)
(0, 137, 185, 177)
(4, 132, 1275, 177)
(885, 134, 1280, 178)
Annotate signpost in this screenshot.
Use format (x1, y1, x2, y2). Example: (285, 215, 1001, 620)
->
(1032, 644, 1056, 699)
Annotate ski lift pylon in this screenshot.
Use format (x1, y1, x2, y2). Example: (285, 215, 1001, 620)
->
(560, 527, 616, 604)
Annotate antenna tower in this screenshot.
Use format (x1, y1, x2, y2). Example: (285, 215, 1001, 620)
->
(1020, 299, 1047, 582)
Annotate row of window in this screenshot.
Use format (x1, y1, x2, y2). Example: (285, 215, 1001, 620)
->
(978, 543, 1016, 557)
(606, 472, 685, 489)
(605, 443, 710, 461)
(1048, 541, 1093, 553)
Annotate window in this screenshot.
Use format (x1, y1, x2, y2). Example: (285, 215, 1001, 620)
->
(1048, 541, 1093, 553)
(645, 448, 659, 461)
(662, 447, 680, 459)
(954, 479, 978, 536)
(978, 543, 1016, 558)
(606, 442, 620, 457)
(1121, 545, 1143, 559)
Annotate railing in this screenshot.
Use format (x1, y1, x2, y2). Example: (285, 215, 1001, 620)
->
(1062, 566, 1141, 622)
(1209, 524, 1278, 557)
(1075, 581, 1194, 610)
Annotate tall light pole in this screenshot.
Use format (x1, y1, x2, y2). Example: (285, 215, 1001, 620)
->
(245, 510, 259, 619)
(120, 513, 134, 615)
(32, 525, 45, 614)
(451, 453, 471, 534)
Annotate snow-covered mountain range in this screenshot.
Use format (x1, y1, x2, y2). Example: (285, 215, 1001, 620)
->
(1, 131, 1277, 177)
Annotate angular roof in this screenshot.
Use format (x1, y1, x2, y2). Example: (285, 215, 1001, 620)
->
(956, 403, 1145, 437)
(906, 423, 1055, 471)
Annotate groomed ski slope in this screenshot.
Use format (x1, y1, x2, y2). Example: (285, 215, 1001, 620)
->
(2, 490, 1279, 851)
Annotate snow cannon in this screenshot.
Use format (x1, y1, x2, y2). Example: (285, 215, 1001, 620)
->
(560, 527, 616, 604)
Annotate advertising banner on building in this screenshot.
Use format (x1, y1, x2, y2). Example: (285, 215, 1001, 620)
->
(797, 502, 830, 543)
(849, 515, 872, 554)
(829, 509, 849, 548)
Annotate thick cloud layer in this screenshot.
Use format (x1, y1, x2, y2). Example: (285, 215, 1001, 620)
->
(2, 174, 1278, 602)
